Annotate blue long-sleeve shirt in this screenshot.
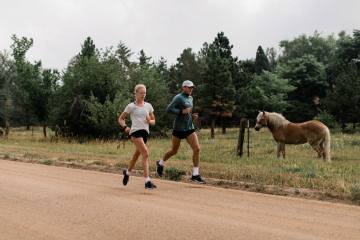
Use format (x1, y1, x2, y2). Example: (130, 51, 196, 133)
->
(166, 93, 195, 131)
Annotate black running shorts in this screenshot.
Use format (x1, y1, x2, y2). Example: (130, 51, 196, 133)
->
(130, 129, 149, 143)
(172, 129, 195, 139)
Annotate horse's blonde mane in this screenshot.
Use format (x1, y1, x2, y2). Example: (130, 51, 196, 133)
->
(265, 112, 290, 129)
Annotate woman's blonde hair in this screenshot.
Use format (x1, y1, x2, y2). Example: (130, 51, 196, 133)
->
(134, 84, 146, 94)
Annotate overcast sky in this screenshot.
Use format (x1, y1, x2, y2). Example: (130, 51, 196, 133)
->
(1, 0, 359, 70)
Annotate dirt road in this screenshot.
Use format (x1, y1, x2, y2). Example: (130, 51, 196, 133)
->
(0, 160, 359, 240)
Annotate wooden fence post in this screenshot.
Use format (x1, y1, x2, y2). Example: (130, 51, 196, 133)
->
(247, 119, 250, 157)
(237, 118, 247, 157)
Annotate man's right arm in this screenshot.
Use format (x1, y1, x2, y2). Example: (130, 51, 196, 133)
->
(166, 96, 181, 115)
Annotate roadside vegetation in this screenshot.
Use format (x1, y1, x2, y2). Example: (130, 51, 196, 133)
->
(1, 127, 359, 204)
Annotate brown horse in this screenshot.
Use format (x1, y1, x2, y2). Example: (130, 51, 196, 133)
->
(254, 111, 331, 162)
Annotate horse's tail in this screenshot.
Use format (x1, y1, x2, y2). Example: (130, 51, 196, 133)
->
(323, 126, 331, 162)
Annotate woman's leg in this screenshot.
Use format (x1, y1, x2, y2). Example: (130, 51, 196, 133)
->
(128, 149, 140, 172)
(131, 137, 150, 177)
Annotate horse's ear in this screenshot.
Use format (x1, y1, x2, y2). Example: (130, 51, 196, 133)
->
(262, 111, 265, 116)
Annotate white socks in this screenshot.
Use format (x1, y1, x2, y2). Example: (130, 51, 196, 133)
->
(192, 167, 199, 176)
(125, 169, 130, 175)
(158, 159, 165, 166)
(145, 176, 151, 183)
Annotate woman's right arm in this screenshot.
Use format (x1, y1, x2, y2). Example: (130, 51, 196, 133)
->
(118, 112, 130, 133)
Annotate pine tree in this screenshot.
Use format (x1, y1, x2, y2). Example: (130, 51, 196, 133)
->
(80, 37, 96, 58)
(254, 45, 270, 74)
(199, 32, 236, 137)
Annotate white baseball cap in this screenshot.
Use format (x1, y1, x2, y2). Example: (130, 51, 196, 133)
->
(182, 80, 194, 87)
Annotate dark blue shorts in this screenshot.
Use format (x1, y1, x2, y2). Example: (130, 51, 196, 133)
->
(130, 130, 149, 143)
(172, 129, 195, 139)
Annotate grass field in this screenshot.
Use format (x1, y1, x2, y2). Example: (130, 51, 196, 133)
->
(1, 127, 360, 204)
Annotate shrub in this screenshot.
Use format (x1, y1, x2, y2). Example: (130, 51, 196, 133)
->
(314, 111, 339, 129)
(41, 159, 54, 165)
(165, 167, 186, 181)
(350, 183, 360, 201)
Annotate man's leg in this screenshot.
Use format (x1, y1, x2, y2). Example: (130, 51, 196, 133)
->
(157, 136, 181, 176)
(186, 132, 205, 184)
(186, 132, 200, 167)
(163, 136, 181, 161)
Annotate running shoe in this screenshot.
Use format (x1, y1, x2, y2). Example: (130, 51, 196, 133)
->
(122, 169, 129, 186)
(145, 181, 157, 189)
(190, 175, 206, 184)
(156, 160, 164, 177)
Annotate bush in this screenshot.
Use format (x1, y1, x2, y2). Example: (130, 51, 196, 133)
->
(41, 159, 54, 165)
(165, 167, 186, 181)
(315, 111, 339, 129)
(350, 183, 360, 201)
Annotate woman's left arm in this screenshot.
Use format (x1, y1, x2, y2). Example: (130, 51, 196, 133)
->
(147, 112, 156, 125)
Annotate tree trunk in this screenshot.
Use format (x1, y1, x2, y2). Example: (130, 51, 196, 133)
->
(43, 123, 47, 138)
(5, 120, 10, 137)
(210, 117, 216, 139)
(221, 117, 226, 134)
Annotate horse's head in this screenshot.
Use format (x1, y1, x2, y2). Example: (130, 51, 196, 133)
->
(254, 111, 267, 131)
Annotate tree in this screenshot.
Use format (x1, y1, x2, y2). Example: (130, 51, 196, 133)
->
(138, 49, 151, 66)
(31, 69, 59, 137)
(335, 30, 360, 65)
(198, 32, 237, 137)
(165, 65, 179, 95)
(10, 35, 40, 129)
(0, 50, 16, 135)
(278, 54, 327, 121)
(266, 47, 277, 71)
(80, 36, 96, 58)
(175, 48, 202, 83)
(54, 38, 127, 138)
(232, 59, 256, 119)
(325, 64, 360, 130)
(324, 30, 360, 130)
(238, 71, 295, 117)
(254, 45, 270, 74)
(115, 41, 132, 68)
(279, 31, 337, 66)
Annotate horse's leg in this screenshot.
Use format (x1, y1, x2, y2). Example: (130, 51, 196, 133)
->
(323, 129, 331, 162)
(314, 145, 322, 158)
(319, 140, 325, 159)
(277, 142, 281, 158)
(281, 143, 286, 158)
(310, 140, 322, 158)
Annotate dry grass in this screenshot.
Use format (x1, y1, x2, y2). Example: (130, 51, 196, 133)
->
(1, 127, 360, 203)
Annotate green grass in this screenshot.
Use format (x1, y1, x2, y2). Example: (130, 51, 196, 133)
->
(1, 127, 360, 202)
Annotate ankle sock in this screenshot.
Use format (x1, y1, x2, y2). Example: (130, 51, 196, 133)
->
(192, 167, 199, 176)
